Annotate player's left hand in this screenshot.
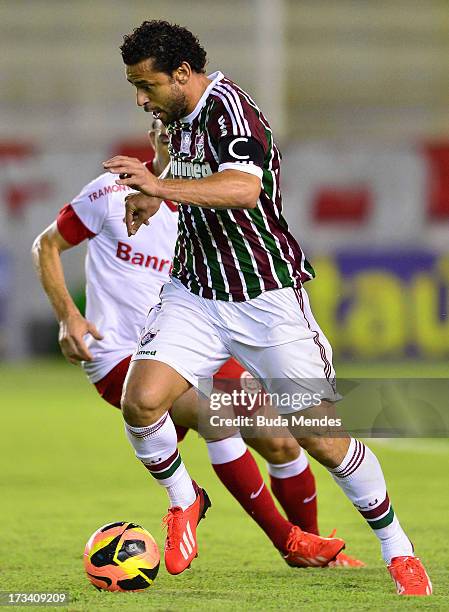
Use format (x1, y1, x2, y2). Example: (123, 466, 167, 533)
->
(102, 155, 160, 197)
(124, 192, 162, 236)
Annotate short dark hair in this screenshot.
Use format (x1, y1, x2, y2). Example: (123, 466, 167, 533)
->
(120, 20, 207, 75)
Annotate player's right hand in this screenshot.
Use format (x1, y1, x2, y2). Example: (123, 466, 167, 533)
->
(58, 313, 103, 365)
(124, 192, 162, 236)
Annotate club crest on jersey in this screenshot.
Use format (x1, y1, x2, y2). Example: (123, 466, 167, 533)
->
(140, 329, 158, 346)
(181, 131, 192, 155)
(195, 133, 205, 161)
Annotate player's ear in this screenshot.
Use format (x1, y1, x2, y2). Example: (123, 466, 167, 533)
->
(148, 129, 156, 151)
(174, 62, 191, 85)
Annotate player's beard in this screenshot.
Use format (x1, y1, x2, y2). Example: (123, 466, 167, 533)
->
(158, 83, 189, 126)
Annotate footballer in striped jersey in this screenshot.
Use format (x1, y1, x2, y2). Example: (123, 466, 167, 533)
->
(103, 20, 431, 594)
(33, 117, 362, 574)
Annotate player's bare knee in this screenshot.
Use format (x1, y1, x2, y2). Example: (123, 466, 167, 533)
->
(245, 435, 300, 464)
(278, 436, 302, 462)
(121, 384, 168, 425)
(266, 438, 300, 464)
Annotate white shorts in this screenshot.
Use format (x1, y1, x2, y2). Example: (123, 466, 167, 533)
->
(132, 278, 338, 414)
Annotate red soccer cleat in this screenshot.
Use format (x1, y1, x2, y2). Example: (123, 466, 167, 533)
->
(328, 552, 365, 568)
(282, 526, 345, 568)
(162, 482, 211, 575)
(388, 556, 432, 596)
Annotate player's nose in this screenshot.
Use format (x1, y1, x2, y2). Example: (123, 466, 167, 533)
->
(136, 89, 150, 108)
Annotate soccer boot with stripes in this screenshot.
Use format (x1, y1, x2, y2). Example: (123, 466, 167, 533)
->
(162, 482, 211, 575)
(283, 526, 345, 568)
(326, 530, 365, 567)
(328, 552, 365, 567)
(388, 556, 432, 596)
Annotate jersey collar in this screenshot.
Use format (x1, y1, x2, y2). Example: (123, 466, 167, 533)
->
(180, 71, 224, 125)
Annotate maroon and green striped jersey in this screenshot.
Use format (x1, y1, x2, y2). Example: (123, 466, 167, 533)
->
(167, 71, 314, 301)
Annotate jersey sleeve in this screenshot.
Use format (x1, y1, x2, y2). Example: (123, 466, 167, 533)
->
(66, 173, 112, 236)
(57, 204, 96, 245)
(209, 91, 268, 180)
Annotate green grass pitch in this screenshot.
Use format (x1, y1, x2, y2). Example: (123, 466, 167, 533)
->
(1, 359, 448, 611)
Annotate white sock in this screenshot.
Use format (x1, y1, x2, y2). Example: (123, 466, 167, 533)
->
(125, 412, 196, 510)
(206, 432, 247, 465)
(267, 450, 308, 479)
(329, 438, 413, 563)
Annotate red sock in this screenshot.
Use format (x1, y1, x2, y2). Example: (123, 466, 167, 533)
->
(270, 465, 319, 535)
(212, 450, 292, 551)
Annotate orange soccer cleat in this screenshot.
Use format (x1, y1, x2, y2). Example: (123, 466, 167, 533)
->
(328, 552, 365, 568)
(325, 529, 365, 567)
(388, 556, 432, 596)
(162, 482, 211, 575)
(282, 526, 345, 568)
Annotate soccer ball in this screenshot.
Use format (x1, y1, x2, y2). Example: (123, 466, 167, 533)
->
(83, 521, 160, 592)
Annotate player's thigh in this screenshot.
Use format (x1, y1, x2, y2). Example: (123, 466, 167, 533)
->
(230, 321, 337, 414)
(245, 434, 301, 464)
(132, 282, 230, 390)
(228, 286, 336, 402)
(230, 339, 338, 418)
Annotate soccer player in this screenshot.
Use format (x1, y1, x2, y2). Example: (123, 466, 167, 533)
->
(103, 20, 432, 595)
(32, 119, 361, 574)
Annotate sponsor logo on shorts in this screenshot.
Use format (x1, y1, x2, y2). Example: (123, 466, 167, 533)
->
(137, 349, 157, 356)
(140, 329, 158, 346)
(240, 370, 262, 393)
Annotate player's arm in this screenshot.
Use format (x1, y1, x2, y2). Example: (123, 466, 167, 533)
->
(120, 168, 259, 236)
(103, 156, 260, 209)
(103, 101, 265, 235)
(157, 169, 260, 209)
(31, 222, 103, 364)
(104, 141, 262, 236)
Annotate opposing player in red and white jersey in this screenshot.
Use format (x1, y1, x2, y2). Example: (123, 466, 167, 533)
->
(33, 119, 362, 574)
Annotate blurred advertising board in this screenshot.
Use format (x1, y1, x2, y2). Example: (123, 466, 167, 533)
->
(0, 249, 11, 359)
(307, 250, 449, 359)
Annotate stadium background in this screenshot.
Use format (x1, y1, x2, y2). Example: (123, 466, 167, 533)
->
(1, 1, 448, 610)
(1, 0, 449, 361)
